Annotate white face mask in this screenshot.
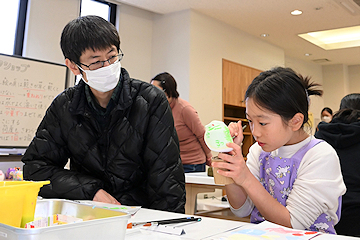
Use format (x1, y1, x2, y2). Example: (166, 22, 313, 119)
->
(321, 116, 331, 123)
(79, 61, 121, 92)
(75, 74, 82, 85)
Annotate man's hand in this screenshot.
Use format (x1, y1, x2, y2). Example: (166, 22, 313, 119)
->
(93, 189, 121, 205)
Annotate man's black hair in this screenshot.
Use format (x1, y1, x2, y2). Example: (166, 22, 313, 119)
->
(60, 15, 120, 63)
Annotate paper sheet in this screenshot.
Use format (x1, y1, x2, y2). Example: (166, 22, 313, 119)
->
(77, 200, 141, 215)
(209, 221, 321, 240)
(143, 224, 185, 235)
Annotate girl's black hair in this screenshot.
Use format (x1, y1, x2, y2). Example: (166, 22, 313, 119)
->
(60, 15, 120, 63)
(321, 107, 333, 116)
(333, 109, 360, 124)
(151, 72, 179, 99)
(339, 93, 360, 110)
(332, 93, 360, 124)
(245, 67, 323, 126)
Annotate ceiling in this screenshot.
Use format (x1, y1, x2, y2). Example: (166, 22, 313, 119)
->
(114, 0, 360, 66)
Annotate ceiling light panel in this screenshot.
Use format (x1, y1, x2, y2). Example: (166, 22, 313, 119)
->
(298, 26, 360, 50)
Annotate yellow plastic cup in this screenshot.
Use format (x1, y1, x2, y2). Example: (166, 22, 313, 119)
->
(20, 181, 50, 227)
(0, 181, 50, 228)
(0, 182, 28, 227)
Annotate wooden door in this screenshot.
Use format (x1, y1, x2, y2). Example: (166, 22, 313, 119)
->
(222, 59, 261, 107)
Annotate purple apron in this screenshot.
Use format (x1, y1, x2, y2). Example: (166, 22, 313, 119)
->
(250, 139, 341, 234)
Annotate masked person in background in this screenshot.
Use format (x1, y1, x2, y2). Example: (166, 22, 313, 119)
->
(315, 107, 333, 133)
(22, 15, 186, 213)
(321, 107, 333, 123)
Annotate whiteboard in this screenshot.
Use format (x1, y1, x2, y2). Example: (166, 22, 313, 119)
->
(0, 53, 68, 150)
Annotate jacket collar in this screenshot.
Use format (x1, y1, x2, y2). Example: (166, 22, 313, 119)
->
(69, 67, 133, 115)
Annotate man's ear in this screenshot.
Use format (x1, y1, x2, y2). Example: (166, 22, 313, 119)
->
(289, 113, 304, 131)
(65, 59, 81, 76)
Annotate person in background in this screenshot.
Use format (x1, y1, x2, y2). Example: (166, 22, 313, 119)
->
(315, 93, 360, 237)
(212, 67, 346, 234)
(320, 107, 333, 123)
(315, 107, 333, 133)
(150, 72, 212, 173)
(22, 15, 185, 213)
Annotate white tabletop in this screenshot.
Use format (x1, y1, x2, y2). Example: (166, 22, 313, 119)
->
(125, 208, 358, 240)
(205, 220, 358, 240)
(125, 208, 249, 240)
(185, 172, 224, 186)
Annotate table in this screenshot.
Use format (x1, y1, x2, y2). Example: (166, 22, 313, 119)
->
(125, 208, 359, 240)
(125, 208, 250, 240)
(185, 172, 225, 214)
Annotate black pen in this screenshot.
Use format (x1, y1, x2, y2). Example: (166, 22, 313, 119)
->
(127, 217, 201, 228)
(152, 217, 201, 225)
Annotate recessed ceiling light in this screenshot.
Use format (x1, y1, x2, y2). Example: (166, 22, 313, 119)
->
(299, 25, 360, 50)
(260, 33, 269, 37)
(305, 53, 312, 56)
(291, 10, 303, 15)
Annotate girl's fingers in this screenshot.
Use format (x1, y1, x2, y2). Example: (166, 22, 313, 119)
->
(228, 121, 241, 136)
(237, 120, 243, 129)
(216, 168, 231, 177)
(227, 142, 241, 155)
(229, 121, 244, 146)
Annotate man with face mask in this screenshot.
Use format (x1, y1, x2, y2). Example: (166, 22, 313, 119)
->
(21, 15, 185, 213)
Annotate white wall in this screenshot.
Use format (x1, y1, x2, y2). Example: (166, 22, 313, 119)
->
(322, 64, 349, 112)
(189, 10, 285, 125)
(349, 65, 360, 93)
(118, 4, 154, 82)
(151, 10, 191, 101)
(285, 56, 324, 131)
(321, 64, 360, 114)
(151, 9, 285, 125)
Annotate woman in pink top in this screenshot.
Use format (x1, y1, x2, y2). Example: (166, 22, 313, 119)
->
(151, 72, 212, 173)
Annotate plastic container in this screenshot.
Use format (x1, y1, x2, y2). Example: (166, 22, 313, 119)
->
(0, 199, 131, 240)
(204, 120, 234, 152)
(211, 156, 234, 185)
(0, 181, 50, 228)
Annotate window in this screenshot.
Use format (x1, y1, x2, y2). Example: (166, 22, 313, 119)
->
(0, 0, 27, 55)
(0, 0, 116, 56)
(81, 0, 116, 25)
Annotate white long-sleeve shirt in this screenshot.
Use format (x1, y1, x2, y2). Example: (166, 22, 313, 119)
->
(231, 136, 346, 230)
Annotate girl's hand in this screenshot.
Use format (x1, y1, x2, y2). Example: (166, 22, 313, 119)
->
(212, 142, 250, 186)
(228, 121, 244, 146)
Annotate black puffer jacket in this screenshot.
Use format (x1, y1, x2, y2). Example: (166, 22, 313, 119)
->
(315, 119, 360, 236)
(22, 68, 185, 213)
